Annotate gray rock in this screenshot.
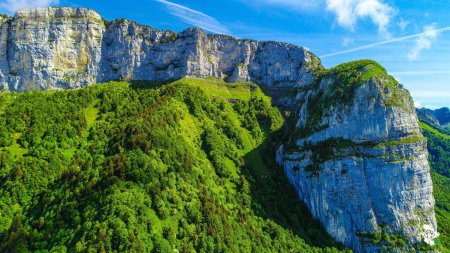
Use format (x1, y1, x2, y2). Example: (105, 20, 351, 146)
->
(277, 64, 438, 252)
(0, 8, 317, 91)
(0, 7, 105, 91)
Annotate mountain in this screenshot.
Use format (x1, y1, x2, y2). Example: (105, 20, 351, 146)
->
(418, 121, 450, 251)
(0, 7, 317, 92)
(0, 79, 351, 252)
(417, 107, 450, 133)
(277, 60, 437, 252)
(418, 112, 450, 178)
(0, 7, 441, 253)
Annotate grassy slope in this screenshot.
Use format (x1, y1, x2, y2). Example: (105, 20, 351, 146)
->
(174, 78, 270, 173)
(420, 122, 450, 252)
(0, 78, 348, 252)
(420, 122, 450, 140)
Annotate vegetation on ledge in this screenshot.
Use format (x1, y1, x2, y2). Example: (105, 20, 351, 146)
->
(302, 60, 411, 135)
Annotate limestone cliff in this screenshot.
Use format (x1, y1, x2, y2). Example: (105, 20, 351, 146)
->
(0, 7, 104, 90)
(0, 7, 316, 91)
(277, 61, 438, 252)
(0, 7, 438, 253)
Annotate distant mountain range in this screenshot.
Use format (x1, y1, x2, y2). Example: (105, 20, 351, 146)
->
(417, 107, 450, 133)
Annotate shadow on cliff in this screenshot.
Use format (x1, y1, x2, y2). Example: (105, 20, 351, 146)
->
(241, 121, 346, 249)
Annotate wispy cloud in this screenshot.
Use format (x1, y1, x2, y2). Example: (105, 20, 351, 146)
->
(321, 25, 450, 58)
(412, 91, 450, 99)
(326, 0, 395, 34)
(342, 37, 354, 46)
(413, 101, 438, 109)
(243, 0, 394, 34)
(410, 91, 450, 109)
(155, 0, 230, 34)
(407, 24, 439, 61)
(0, 0, 58, 13)
(397, 19, 410, 31)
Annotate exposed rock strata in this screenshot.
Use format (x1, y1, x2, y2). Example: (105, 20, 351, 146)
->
(0, 8, 316, 91)
(277, 63, 438, 252)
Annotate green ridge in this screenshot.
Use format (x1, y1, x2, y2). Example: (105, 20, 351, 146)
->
(420, 122, 450, 252)
(0, 78, 348, 252)
(420, 122, 450, 140)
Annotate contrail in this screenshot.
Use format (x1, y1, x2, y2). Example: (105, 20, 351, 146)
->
(320, 26, 450, 58)
(155, 0, 230, 34)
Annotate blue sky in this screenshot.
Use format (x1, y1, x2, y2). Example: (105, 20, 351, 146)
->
(1, 0, 449, 109)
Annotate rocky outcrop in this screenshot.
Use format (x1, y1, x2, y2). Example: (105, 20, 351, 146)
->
(0, 7, 317, 91)
(98, 21, 316, 88)
(277, 61, 438, 252)
(0, 7, 438, 253)
(0, 7, 104, 90)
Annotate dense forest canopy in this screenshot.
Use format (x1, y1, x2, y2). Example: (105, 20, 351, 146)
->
(0, 79, 348, 252)
(0, 77, 448, 252)
(419, 121, 450, 252)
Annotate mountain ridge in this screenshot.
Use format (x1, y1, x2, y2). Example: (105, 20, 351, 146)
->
(417, 107, 450, 133)
(0, 7, 440, 253)
(0, 7, 319, 92)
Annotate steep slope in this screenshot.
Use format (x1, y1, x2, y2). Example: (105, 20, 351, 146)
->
(419, 121, 450, 178)
(277, 60, 438, 252)
(0, 7, 318, 92)
(419, 122, 450, 252)
(0, 79, 348, 252)
(0, 8, 104, 90)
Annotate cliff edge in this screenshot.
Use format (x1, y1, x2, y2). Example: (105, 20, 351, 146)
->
(0, 7, 317, 91)
(277, 61, 438, 252)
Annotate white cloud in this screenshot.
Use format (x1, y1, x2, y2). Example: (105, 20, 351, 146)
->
(0, 0, 58, 13)
(397, 19, 410, 31)
(407, 24, 439, 61)
(326, 0, 395, 34)
(155, 0, 230, 34)
(413, 101, 435, 109)
(342, 37, 354, 46)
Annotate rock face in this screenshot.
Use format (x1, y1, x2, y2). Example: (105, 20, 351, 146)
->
(0, 7, 316, 91)
(0, 7, 104, 90)
(277, 61, 438, 252)
(0, 7, 438, 253)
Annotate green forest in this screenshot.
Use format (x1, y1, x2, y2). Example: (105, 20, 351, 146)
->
(0, 79, 349, 252)
(0, 77, 449, 252)
(419, 121, 450, 252)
